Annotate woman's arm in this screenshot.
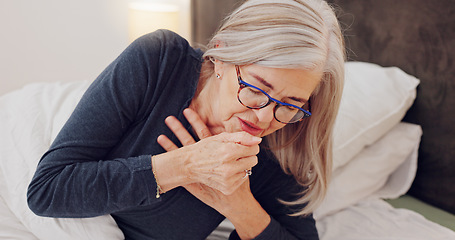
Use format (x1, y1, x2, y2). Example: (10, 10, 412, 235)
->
(27, 34, 163, 217)
(27, 30, 201, 217)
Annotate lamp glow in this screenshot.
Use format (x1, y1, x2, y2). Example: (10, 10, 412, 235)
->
(128, 2, 180, 42)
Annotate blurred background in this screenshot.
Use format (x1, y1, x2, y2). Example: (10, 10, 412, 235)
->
(0, 0, 214, 96)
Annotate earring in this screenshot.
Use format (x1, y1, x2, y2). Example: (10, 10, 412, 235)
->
(216, 74, 221, 79)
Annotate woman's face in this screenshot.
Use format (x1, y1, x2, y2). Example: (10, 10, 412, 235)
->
(206, 62, 322, 137)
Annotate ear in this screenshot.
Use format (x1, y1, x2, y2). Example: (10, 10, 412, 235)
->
(213, 59, 226, 79)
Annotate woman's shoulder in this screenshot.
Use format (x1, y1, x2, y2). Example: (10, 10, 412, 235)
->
(129, 30, 203, 61)
(133, 29, 184, 45)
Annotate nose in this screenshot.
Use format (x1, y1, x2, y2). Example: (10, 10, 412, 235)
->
(253, 103, 275, 123)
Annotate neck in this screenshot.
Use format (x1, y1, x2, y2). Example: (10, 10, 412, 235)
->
(189, 74, 222, 135)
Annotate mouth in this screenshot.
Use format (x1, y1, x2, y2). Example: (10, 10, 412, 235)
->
(238, 118, 263, 136)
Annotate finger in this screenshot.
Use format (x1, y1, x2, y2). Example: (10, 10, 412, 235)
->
(165, 116, 196, 146)
(222, 156, 256, 178)
(203, 136, 260, 164)
(208, 156, 256, 182)
(217, 131, 262, 146)
(230, 143, 261, 161)
(183, 108, 212, 140)
(235, 155, 258, 170)
(157, 134, 179, 152)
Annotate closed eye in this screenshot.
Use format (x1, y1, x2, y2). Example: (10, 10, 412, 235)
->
(247, 87, 263, 95)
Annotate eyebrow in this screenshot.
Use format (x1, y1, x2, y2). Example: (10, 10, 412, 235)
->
(248, 71, 308, 104)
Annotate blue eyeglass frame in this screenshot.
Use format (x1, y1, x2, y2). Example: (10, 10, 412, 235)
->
(235, 65, 311, 123)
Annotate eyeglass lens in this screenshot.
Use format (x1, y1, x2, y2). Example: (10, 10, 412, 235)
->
(238, 86, 304, 123)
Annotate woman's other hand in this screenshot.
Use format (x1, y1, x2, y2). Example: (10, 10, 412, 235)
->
(156, 108, 261, 195)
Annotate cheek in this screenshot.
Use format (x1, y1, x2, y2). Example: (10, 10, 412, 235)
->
(222, 104, 248, 121)
(219, 89, 245, 119)
(219, 82, 240, 109)
(213, 98, 242, 131)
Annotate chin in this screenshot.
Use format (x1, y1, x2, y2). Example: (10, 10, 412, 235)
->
(261, 126, 284, 137)
(259, 130, 272, 137)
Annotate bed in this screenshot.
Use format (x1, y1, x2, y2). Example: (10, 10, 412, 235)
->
(0, 0, 454, 239)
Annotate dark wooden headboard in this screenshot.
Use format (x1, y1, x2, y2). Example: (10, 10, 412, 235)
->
(191, 0, 455, 214)
(327, 0, 455, 214)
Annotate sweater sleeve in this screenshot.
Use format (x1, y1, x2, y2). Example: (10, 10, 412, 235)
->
(229, 216, 318, 240)
(27, 30, 185, 218)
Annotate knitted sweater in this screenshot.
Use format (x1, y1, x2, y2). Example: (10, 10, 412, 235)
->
(27, 30, 318, 240)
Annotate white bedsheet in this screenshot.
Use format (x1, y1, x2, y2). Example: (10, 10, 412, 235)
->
(0, 80, 124, 239)
(317, 199, 455, 240)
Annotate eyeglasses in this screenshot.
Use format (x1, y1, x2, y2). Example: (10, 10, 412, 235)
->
(235, 65, 311, 124)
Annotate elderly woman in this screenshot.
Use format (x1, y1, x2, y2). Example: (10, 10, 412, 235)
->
(27, 0, 345, 239)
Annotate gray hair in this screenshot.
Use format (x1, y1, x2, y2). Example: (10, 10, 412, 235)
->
(204, 0, 346, 216)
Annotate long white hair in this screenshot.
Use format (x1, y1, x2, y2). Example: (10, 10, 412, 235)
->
(202, 0, 345, 216)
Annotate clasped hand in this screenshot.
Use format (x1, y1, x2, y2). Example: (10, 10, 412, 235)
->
(157, 108, 262, 196)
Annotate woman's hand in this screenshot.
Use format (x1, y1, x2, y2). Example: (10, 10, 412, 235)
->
(158, 108, 271, 239)
(157, 108, 261, 195)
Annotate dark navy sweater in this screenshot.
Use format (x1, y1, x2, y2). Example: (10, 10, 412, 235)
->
(27, 30, 318, 240)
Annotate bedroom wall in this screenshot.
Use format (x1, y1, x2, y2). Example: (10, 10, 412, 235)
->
(0, 0, 191, 97)
(0, 0, 129, 97)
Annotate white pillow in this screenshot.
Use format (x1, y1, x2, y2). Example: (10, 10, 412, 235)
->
(315, 122, 422, 219)
(210, 122, 423, 235)
(0, 81, 124, 240)
(332, 62, 420, 170)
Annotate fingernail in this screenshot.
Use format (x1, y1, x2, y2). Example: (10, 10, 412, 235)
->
(253, 136, 262, 142)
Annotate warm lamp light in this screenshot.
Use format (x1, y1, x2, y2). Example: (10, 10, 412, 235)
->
(128, 2, 180, 42)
